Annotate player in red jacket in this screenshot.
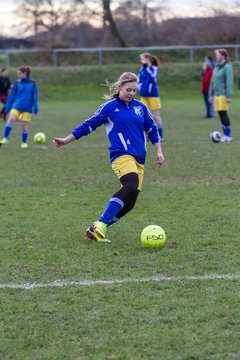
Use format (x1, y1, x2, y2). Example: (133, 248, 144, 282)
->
(201, 56, 214, 118)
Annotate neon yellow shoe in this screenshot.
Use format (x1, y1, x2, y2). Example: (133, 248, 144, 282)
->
(85, 221, 111, 243)
(21, 142, 28, 149)
(0, 137, 9, 145)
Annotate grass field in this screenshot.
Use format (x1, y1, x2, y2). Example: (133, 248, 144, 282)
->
(0, 77, 240, 359)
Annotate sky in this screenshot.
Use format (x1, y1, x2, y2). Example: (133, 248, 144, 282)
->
(0, 0, 237, 37)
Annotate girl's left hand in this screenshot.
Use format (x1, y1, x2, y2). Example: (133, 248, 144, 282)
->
(156, 152, 165, 167)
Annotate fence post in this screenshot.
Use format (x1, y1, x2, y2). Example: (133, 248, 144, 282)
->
(53, 50, 58, 66)
(189, 47, 194, 63)
(98, 49, 103, 65)
(234, 46, 239, 63)
(6, 51, 10, 68)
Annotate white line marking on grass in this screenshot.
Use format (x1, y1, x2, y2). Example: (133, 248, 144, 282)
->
(0, 273, 239, 290)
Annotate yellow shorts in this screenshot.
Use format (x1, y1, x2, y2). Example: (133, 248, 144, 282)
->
(111, 155, 145, 191)
(214, 96, 229, 111)
(140, 97, 161, 110)
(10, 109, 32, 122)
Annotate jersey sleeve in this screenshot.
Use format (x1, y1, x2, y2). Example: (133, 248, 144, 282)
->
(72, 102, 109, 140)
(225, 65, 233, 98)
(146, 66, 158, 81)
(209, 72, 215, 97)
(33, 82, 39, 113)
(8, 78, 11, 89)
(143, 105, 160, 144)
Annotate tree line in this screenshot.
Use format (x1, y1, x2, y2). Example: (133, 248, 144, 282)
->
(1, 0, 240, 48)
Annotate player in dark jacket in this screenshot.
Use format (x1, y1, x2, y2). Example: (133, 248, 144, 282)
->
(0, 68, 11, 121)
(0, 65, 38, 148)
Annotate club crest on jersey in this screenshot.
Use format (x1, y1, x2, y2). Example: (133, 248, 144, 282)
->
(133, 106, 144, 116)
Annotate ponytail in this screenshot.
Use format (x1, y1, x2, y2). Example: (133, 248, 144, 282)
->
(140, 52, 160, 67)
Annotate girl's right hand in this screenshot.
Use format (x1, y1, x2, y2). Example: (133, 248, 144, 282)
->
(53, 134, 76, 148)
(52, 137, 66, 148)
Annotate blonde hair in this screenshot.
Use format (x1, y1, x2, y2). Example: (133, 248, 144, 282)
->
(103, 72, 138, 100)
(141, 52, 160, 67)
(215, 49, 229, 60)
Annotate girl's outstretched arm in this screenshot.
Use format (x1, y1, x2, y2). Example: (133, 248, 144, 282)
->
(53, 134, 76, 148)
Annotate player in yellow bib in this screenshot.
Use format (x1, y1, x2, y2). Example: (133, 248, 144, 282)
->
(209, 49, 233, 142)
(138, 52, 164, 141)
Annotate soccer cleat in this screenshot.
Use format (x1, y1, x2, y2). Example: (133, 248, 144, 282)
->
(0, 137, 9, 145)
(85, 221, 111, 243)
(220, 136, 232, 143)
(21, 142, 29, 149)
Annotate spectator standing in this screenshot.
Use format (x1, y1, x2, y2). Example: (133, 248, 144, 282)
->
(0, 68, 11, 121)
(201, 56, 214, 118)
(209, 49, 233, 142)
(0, 65, 38, 148)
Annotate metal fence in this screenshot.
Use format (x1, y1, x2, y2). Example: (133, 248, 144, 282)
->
(0, 44, 240, 67)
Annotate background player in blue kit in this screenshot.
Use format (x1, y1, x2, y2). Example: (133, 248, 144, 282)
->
(138, 52, 164, 140)
(0, 65, 38, 148)
(53, 72, 165, 243)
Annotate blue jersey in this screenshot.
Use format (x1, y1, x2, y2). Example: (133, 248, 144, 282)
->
(72, 97, 160, 165)
(4, 77, 38, 114)
(138, 65, 159, 98)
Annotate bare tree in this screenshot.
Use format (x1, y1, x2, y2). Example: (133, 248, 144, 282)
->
(15, 0, 82, 37)
(102, 0, 126, 46)
(15, 0, 169, 47)
(74, 0, 167, 46)
(113, 0, 166, 45)
(74, 0, 127, 46)
(16, 0, 240, 48)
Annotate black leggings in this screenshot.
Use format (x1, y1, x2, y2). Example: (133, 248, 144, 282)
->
(113, 172, 140, 220)
(218, 111, 230, 126)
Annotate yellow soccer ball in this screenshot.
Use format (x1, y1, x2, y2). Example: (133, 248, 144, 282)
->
(34, 132, 46, 144)
(141, 225, 166, 248)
